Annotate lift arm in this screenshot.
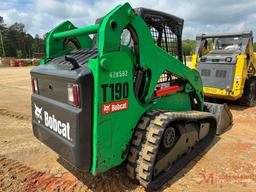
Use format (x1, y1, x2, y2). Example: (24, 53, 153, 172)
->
(97, 3, 204, 110)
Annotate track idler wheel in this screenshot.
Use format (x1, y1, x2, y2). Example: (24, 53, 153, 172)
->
(162, 126, 176, 149)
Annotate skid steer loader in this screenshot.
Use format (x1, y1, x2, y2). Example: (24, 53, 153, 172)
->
(191, 32, 256, 106)
(31, 3, 232, 189)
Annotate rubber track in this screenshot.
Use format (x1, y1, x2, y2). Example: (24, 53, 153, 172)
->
(126, 111, 160, 181)
(239, 77, 256, 107)
(126, 111, 217, 189)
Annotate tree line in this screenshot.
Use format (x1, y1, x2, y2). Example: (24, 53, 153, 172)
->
(0, 16, 44, 58)
(1, 15, 256, 58)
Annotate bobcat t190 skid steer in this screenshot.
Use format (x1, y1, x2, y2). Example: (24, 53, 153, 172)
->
(31, 3, 232, 189)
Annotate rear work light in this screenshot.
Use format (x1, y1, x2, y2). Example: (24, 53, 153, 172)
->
(67, 83, 80, 107)
(31, 77, 38, 93)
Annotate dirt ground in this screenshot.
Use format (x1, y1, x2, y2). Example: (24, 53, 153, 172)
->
(0, 66, 256, 192)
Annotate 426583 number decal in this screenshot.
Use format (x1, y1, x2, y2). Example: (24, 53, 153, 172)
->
(101, 82, 129, 102)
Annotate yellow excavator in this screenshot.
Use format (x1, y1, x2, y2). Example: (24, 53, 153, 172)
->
(191, 32, 256, 106)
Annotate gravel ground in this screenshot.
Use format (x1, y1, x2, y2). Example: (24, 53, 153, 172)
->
(0, 66, 255, 192)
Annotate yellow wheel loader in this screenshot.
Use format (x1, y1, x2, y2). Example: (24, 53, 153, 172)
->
(191, 32, 256, 106)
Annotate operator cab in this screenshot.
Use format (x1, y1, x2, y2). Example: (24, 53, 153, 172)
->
(120, 8, 184, 62)
(121, 8, 187, 102)
(213, 37, 242, 52)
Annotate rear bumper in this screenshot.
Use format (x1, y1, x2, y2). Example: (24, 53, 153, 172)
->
(32, 94, 92, 171)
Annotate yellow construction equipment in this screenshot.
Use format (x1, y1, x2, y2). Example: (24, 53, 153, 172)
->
(191, 32, 256, 106)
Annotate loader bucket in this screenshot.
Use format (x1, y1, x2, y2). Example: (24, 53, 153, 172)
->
(204, 102, 233, 135)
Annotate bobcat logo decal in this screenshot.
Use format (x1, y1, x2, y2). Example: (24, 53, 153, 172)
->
(33, 103, 72, 141)
(34, 104, 43, 123)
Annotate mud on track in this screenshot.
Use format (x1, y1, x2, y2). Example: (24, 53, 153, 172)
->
(0, 67, 256, 192)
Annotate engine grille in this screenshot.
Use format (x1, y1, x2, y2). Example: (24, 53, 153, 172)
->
(201, 69, 211, 77)
(215, 70, 227, 78)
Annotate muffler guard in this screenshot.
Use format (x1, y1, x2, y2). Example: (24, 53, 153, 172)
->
(204, 102, 233, 135)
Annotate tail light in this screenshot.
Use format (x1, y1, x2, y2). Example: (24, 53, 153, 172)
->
(67, 83, 80, 107)
(31, 77, 38, 93)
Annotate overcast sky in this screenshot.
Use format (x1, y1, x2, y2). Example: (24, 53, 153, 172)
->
(1, 0, 256, 39)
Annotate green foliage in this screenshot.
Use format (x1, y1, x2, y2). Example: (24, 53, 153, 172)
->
(253, 42, 256, 52)
(182, 39, 196, 56)
(0, 16, 5, 30)
(0, 17, 45, 58)
(16, 50, 23, 58)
